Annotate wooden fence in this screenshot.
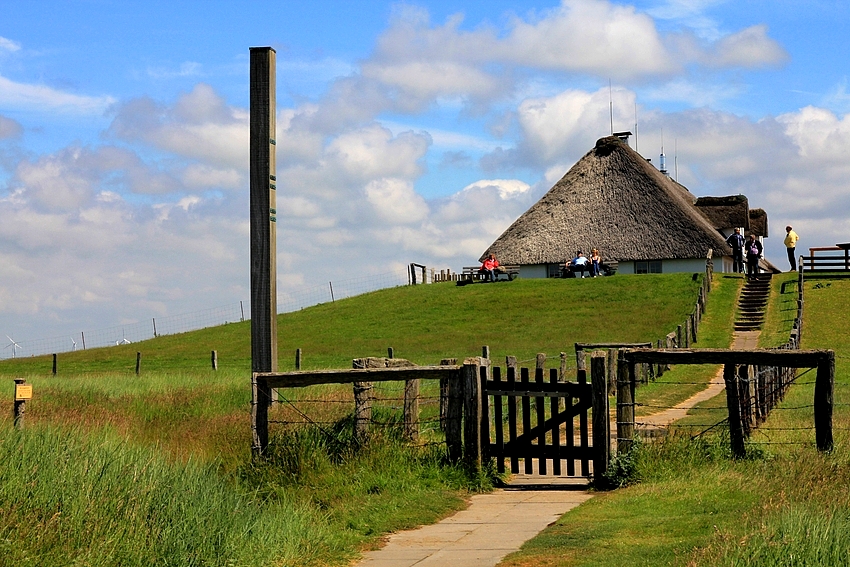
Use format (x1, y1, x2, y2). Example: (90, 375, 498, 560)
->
(621, 349, 834, 456)
(801, 244, 850, 273)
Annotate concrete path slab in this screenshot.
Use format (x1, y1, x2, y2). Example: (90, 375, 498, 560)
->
(354, 479, 592, 567)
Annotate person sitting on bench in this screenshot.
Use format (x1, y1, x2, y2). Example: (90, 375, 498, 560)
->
(569, 251, 590, 278)
(480, 253, 499, 282)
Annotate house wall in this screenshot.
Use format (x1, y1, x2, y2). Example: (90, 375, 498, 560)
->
(617, 257, 716, 275)
(519, 264, 549, 279)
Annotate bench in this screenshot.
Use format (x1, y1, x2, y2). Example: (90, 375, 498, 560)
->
(461, 265, 519, 283)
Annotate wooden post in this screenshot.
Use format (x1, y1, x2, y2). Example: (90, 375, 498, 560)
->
(439, 358, 456, 432)
(606, 349, 617, 395)
(353, 381, 373, 446)
(738, 364, 752, 437)
(135, 352, 141, 376)
(387, 347, 394, 359)
(52, 354, 57, 376)
(575, 345, 586, 382)
(683, 318, 690, 348)
(446, 367, 463, 462)
(462, 358, 482, 472)
(559, 352, 567, 381)
(211, 350, 218, 371)
(616, 355, 635, 455)
(250, 46, 278, 456)
(815, 352, 835, 452)
(723, 364, 746, 458)
(676, 325, 683, 348)
(13, 378, 28, 430)
(590, 354, 609, 481)
(295, 348, 302, 370)
(403, 377, 420, 442)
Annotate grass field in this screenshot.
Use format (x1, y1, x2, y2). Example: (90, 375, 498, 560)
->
(0, 273, 713, 566)
(500, 273, 850, 567)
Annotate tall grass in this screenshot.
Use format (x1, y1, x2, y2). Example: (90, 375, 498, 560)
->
(0, 427, 330, 567)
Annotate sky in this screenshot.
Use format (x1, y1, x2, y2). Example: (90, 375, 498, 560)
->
(2, 0, 850, 349)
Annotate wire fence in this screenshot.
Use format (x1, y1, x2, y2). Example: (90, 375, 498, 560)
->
(1, 267, 414, 360)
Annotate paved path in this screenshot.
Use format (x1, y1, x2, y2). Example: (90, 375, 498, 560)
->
(355, 477, 591, 567)
(355, 329, 762, 567)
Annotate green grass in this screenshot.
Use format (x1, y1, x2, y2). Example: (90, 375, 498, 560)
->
(0, 274, 704, 377)
(0, 273, 710, 566)
(500, 274, 850, 567)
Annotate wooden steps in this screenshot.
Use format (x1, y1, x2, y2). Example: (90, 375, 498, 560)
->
(734, 274, 772, 331)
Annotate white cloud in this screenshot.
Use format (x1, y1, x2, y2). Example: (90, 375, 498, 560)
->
(708, 25, 788, 68)
(462, 179, 531, 199)
(0, 115, 23, 139)
(0, 74, 115, 115)
(0, 36, 21, 52)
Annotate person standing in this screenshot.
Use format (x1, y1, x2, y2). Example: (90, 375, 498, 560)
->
(784, 225, 799, 272)
(726, 228, 745, 274)
(746, 234, 763, 280)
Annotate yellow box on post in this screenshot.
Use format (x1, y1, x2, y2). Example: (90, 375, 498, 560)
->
(14, 383, 32, 401)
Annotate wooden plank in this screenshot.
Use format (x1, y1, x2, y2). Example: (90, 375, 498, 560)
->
(535, 367, 546, 474)
(483, 380, 595, 397)
(487, 443, 594, 461)
(403, 378, 420, 442)
(623, 348, 832, 367)
(257, 365, 461, 388)
(493, 366, 505, 474)
(507, 365, 519, 473)
(506, 395, 591, 447)
(479, 364, 490, 463)
(521, 367, 532, 474)
(549, 369, 561, 475)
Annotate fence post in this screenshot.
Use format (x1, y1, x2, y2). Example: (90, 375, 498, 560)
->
(739, 364, 753, 437)
(446, 365, 463, 462)
(677, 325, 683, 348)
(616, 354, 635, 455)
(815, 352, 835, 452)
(52, 354, 57, 376)
(439, 358, 457, 431)
(606, 349, 617, 395)
(13, 378, 28, 430)
(135, 352, 141, 375)
(590, 354, 609, 481)
(575, 345, 586, 383)
(723, 364, 746, 458)
(251, 373, 270, 456)
(211, 350, 218, 370)
(353, 381, 373, 446)
(462, 358, 482, 472)
(560, 352, 567, 381)
(295, 348, 302, 370)
(403, 377, 420, 442)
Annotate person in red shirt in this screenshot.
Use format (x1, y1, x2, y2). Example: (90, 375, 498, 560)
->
(480, 253, 499, 282)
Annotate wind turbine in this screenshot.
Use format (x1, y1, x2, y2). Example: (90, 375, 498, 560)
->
(5, 335, 22, 358)
(116, 329, 131, 346)
(71, 337, 77, 351)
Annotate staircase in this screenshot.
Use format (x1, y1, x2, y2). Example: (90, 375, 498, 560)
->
(734, 274, 772, 331)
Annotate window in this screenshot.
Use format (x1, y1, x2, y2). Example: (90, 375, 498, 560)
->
(635, 260, 662, 274)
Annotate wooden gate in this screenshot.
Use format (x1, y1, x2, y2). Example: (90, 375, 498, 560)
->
(483, 365, 600, 477)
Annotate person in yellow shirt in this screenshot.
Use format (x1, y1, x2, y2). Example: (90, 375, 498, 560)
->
(784, 225, 799, 271)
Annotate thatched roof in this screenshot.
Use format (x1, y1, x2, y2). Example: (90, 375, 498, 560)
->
(481, 136, 732, 264)
(694, 195, 750, 231)
(748, 208, 768, 238)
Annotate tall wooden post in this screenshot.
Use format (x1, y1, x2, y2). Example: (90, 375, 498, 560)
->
(590, 354, 609, 481)
(250, 46, 278, 457)
(462, 358, 482, 472)
(616, 355, 635, 455)
(724, 364, 746, 458)
(815, 352, 834, 452)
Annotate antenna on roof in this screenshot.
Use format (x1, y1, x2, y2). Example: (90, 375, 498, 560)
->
(674, 138, 678, 182)
(659, 128, 668, 177)
(609, 79, 613, 135)
(634, 102, 639, 154)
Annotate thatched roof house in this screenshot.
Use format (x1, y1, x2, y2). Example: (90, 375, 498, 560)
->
(482, 136, 768, 276)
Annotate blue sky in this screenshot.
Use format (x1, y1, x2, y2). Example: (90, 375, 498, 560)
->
(2, 0, 850, 348)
